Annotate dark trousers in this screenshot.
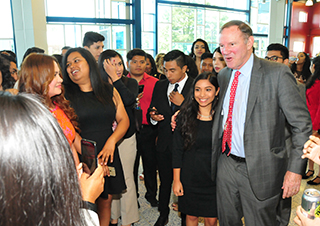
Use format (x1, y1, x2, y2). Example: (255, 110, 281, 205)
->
(276, 196, 292, 226)
(157, 147, 173, 217)
(134, 125, 158, 201)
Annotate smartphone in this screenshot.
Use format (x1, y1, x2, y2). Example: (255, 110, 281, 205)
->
(108, 166, 116, 177)
(138, 85, 144, 93)
(80, 139, 98, 175)
(148, 107, 159, 115)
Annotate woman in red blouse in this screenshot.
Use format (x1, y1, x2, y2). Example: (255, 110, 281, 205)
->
(304, 56, 320, 185)
(18, 53, 81, 165)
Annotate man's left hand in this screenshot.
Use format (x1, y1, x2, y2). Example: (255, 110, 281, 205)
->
(282, 171, 302, 198)
(169, 91, 184, 106)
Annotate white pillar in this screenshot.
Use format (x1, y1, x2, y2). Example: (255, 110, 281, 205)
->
(11, 0, 47, 65)
(268, 0, 286, 45)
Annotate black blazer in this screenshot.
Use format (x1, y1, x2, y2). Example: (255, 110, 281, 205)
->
(148, 77, 194, 152)
(113, 77, 138, 138)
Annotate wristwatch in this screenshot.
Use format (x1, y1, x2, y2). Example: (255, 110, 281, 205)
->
(82, 201, 97, 213)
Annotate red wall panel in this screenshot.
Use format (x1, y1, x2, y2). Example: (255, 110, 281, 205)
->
(289, 2, 320, 57)
(289, 2, 311, 57)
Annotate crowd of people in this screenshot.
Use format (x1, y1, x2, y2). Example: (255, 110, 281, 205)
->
(0, 19, 320, 226)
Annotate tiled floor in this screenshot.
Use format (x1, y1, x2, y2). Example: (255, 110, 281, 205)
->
(118, 165, 320, 226)
(132, 173, 184, 226)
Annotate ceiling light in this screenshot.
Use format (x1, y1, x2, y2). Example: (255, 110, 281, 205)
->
(306, 0, 313, 6)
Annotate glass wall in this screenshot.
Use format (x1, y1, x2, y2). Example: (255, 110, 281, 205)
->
(45, 0, 132, 56)
(157, 0, 248, 56)
(157, 0, 271, 57)
(251, 0, 270, 57)
(4, 0, 273, 59)
(46, 0, 129, 19)
(0, 0, 15, 52)
(46, 24, 130, 56)
(141, 0, 156, 56)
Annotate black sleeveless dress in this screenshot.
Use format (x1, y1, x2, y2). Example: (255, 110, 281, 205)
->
(67, 90, 126, 198)
(172, 119, 217, 217)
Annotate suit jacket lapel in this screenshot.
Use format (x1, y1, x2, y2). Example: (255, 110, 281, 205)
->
(220, 68, 232, 102)
(245, 56, 262, 130)
(163, 80, 171, 113)
(216, 68, 232, 138)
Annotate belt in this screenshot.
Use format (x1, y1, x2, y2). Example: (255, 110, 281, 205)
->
(229, 154, 246, 163)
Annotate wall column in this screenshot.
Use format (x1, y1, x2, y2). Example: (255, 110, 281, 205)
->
(268, 0, 286, 45)
(11, 0, 47, 65)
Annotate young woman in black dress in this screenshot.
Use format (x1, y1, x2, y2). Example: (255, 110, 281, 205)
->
(62, 48, 129, 226)
(172, 72, 219, 226)
(99, 49, 140, 226)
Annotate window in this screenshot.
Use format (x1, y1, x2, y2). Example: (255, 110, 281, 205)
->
(141, 0, 156, 56)
(293, 41, 305, 53)
(299, 11, 308, 23)
(253, 36, 268, 57)
(0, 0, 14, 51)
(46, 24, 130, 55)
(313, 37, 320, 57)
(157, 1, 248, 55)
(250, 0, 270, 35)
(45, 0, 132, 56)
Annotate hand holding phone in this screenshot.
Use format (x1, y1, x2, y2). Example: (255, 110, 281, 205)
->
(138, 85, 144, 94)
(79, 164, 105, 203)
(148, 107, 159, 115)
(81, 139, 98, 175)
(149, 107, 164, 122)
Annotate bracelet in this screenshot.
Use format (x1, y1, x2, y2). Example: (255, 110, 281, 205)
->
(82, 201, 98, 213)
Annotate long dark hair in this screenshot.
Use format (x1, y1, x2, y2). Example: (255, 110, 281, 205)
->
(185, 55, 199, 78)
(189, 38, 210, 60)
(0, 55, 15, 90)
(213, 46, 222, 55)
(98, 49, 128, 83)
(306, 56, 320, 89)
(177, 72, 219, 150)
(146, 53, 157, 76)
(291, 52, 311, 81)
(62, 47, 114, 108)
(0, 92, 86, 225)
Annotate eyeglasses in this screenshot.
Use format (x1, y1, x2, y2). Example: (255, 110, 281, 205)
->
(11, 69, 18, 75)
(265, 56, 283, 61)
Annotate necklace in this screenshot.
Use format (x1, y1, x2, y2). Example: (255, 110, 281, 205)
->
(197, 112, 212, 118)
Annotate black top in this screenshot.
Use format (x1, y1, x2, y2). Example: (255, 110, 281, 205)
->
(113, 77, 138, 138)
(172, 119, 215, 187)
(66, 89, 126, 196)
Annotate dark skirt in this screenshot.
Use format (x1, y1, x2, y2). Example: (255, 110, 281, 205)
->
(178, 184, 217, 218)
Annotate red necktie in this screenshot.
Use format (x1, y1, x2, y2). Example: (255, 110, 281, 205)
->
(222, 71, 240, 155)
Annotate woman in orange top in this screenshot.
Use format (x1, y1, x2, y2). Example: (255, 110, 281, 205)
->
(18, 53, 81, 165)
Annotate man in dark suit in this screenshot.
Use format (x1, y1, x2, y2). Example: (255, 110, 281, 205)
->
(149, 50, 193, 226)
(212, 20, 312, 225)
